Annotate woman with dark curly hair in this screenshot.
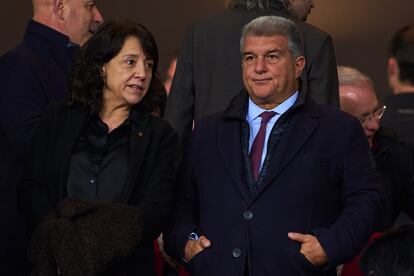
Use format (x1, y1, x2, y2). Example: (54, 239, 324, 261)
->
(19, 21, 178, 275)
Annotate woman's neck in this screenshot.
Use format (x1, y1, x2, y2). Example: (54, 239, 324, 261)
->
(99, 104, 131, 132)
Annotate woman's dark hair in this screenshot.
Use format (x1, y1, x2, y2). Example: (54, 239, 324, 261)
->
(69, 20, 159, 112)
(143, 73, 167, 117)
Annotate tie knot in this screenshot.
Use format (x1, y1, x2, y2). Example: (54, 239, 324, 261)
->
(259, 111, 276, 125)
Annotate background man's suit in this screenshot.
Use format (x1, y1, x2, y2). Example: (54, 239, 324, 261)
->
(166, 90, 383, 276)
(0, 20, 77, 273)
(164, 6, 338, 147)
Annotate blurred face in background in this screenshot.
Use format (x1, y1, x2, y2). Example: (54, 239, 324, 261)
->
(63, 0, 104, 45)
(339, 84, 384, 148)
(287, 0, 314, 21)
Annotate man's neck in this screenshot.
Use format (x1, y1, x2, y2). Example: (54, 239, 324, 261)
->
(32, 14, 65, 37)
(392, 82, 414, 94)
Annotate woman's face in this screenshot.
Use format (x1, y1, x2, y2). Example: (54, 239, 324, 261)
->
(102, 36, 154, 109)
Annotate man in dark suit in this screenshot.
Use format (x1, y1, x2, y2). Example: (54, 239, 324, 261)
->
(0, 0, 103, 273)
(164, 0, 338, 149)
(381, 24, 414, 144)
(338, 66, 414, 276)
(165, 16, 382, 276)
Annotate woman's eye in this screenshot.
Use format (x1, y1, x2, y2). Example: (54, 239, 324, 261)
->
(126, 59, 135, 65)
(145, 62, 154, 69)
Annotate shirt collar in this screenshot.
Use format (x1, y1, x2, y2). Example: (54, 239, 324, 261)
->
(247, 91, 299, 122)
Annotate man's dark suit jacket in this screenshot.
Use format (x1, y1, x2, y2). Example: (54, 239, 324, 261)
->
(373, 128, 414, 229)
(165, 90, 383, 276)
(18, 102, 178, 275)
(0, 20, 77, 273)
(381, 93, 414, 145)
(164, 6, 339, 148)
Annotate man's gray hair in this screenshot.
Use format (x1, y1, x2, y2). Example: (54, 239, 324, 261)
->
(337, 66, 374, 89)
(240, 16, 304, 59)
(226, 0, 287, 10)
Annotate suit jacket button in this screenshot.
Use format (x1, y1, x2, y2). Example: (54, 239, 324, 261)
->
(243, 210, 253, 220)
(232, 248, 241, 258)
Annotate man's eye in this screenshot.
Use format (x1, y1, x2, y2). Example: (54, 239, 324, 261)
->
(244, 56, 255, 62)
(86, 4, 95, 11)
(266, 54, 280, 62)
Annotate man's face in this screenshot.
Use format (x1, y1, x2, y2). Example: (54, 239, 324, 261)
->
(64, 0, 103, 45)
(339, 85, 380, 148)
(288, 0, 314, 21)
(242, 35, 305, 109)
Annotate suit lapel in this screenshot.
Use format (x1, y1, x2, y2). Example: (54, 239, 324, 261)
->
(58, 107, 88, 199)
(217, 120, 250, 203)
(120, 126, 151, 202)
(254, 108, 319, 199)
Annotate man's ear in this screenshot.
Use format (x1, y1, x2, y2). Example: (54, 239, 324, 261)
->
(55, 0, 65, 21)
(295, 56, 306, 78)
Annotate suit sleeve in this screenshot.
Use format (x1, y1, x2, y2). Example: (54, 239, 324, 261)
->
(312, 118, 383, 267)
(138, 123, 179, 242)
(305, 33, 339, 107)
(18, 104, 57, 229)
(164, 127, 200, 262)
(0, 51, 48, 174)
(164, 24, 196, 151)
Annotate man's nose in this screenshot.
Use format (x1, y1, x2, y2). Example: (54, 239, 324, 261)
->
(254, 57, 267, 73)
(364, 116, 380, 132)
(93, 7, 104, 25)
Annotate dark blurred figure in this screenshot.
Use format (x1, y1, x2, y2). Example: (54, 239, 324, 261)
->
(0, 0, 103, 273)
(163, 51, 179, 95)
(382, 24, 414, 144)
(339, 66, 414, 230)
(360, 224, 414, 276)
(282, 0, 314, 22)
(19, 21, 177, 275)
(164, 0, 338, 149)
(339, 66, 414, 276)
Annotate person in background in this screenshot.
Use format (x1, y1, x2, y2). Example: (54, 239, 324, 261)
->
(338, 65, 414, 276)
(382, 24, 414, 144)
(164, 0, 339, 151)
(282, 0, 314, 22)
(164, 51, 179, 95)
(0, 0, 103, 273)
(165, 16, 381, 276)
(19, 21, 178, 275)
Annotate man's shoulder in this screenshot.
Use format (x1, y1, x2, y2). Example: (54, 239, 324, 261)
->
(377, 127, 414, 151)
(295, 20, 333, 48)
(305, 100, 355, 123)
(0, 43, 34, 65)
(195, 111, 227, 129)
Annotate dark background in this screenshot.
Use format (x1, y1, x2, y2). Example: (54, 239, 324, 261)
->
(1, 0, 413, 99)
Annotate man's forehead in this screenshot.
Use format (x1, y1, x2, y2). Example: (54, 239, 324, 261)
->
(243, 35, 288, 52)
